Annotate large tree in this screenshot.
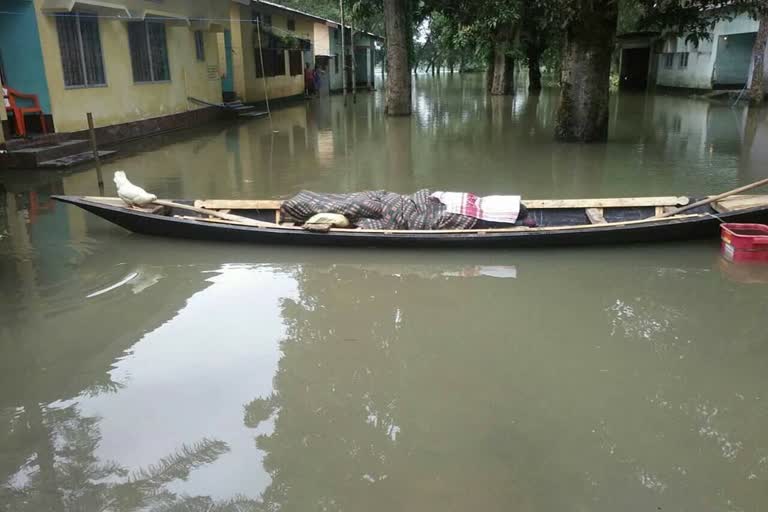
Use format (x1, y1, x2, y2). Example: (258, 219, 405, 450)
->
(749, 14, 768, 104)
(383, 0, 413, 115)
(519, 1, 556, 93)
(443, 0, 521, 95)
(489, 23, 517, 95)
(552, 0, 619, 142)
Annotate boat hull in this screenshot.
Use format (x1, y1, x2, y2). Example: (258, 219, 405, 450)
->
(53, 195, 768, 248)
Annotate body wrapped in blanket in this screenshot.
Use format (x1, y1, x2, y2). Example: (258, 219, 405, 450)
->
(280, 189, 531, 230)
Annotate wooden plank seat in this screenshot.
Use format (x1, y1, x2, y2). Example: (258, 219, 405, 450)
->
(713, 195, 768, 213)
(524, 196, 689, 209)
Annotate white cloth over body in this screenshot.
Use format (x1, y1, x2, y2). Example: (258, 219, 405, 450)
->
(430, 191, 521, 224)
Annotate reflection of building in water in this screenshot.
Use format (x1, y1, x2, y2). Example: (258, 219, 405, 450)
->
(646, 95, 768, 185)
(316, 129, 336, 167)
(741, 107, 768, 183)
(651, 95, 711, 157)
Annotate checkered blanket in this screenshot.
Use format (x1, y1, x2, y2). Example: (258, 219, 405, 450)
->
(280, 189, 477, 230)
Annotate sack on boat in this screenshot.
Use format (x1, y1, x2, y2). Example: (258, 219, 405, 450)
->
(305, 212, 351, 228)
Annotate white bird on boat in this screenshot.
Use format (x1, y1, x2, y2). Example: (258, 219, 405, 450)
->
(114, 171, 157, 207)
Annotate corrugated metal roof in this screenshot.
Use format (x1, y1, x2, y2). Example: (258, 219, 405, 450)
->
(254, 0, 383, 40)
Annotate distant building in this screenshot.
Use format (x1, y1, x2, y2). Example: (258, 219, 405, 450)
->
(656, 13, 762, 90)
(0, 0, 229, 141)
(617, 12, 766, 92)
(223, 0, 381, 104)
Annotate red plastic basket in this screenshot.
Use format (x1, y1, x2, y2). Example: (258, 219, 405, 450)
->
(721, 223, 768, 263)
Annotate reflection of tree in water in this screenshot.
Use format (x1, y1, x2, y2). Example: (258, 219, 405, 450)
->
(245, 261, 768, 511)
(0, 402, 236, 512)
(243, 264, 575, 512)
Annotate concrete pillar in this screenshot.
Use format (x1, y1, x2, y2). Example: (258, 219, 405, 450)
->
(368, 40, 374, 89)
(0, 76, 6, 144)
(229, 3, 256, 102)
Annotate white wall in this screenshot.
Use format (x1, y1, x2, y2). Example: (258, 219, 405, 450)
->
(656, 13, 759, 90)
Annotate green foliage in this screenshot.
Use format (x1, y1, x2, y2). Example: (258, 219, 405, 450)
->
(267, 0, 386, 35)
(617, 0, 646, 34)
(244, 396, 278, 428)
(268, 0, 340, 21)
(636, 0, 768, 44)
(272, 0, 768, 75)
(414, 0, 522, 73)
(414, 12, 473, 71)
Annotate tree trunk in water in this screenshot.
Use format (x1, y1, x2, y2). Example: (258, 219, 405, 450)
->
(749, 15, 768, 105)
(555, 1, 618, 142)
(490, 33, 513, 95)
(384, 0, 411, 116)
(527, 49, 542, 93)
(486, 50, 495, 92)
(449, 62, 455, 74)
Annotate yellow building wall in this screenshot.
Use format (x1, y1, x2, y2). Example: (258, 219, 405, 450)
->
(217, 32, 227, 78)
(313, 22, 331, 56)
(34, 0, 223, 133)
(230, 3, 306, 103)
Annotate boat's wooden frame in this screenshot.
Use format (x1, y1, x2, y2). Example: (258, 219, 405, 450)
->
(52, 194, 768, 248)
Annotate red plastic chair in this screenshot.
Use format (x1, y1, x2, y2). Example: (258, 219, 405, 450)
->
(3, 86, 48, 137)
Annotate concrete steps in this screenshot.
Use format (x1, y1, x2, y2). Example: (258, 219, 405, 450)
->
(38, 150, 117, 169)
(224, 101, 267, 118)
(0, 136, 118, 169)
(237, 111, 269, 119)
(11, 139, 91, 166)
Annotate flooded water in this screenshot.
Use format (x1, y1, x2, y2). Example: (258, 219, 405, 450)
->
(2, 75, 768, 511)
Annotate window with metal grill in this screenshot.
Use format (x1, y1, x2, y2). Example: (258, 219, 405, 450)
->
(289, 50, 302, 75)
(194, 30, 205, 61)
(55, 12, 106, 88)
(127, 21, 170, 83)
(287, 19, 295, 31)
(334, 54, 339, 74)
(255, 49, 286, 78)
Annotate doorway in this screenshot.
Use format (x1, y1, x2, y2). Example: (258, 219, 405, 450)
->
(620, 47, 651, 91)
(713, 32, 757, 89)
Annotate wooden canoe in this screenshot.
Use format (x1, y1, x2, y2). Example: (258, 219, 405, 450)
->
(52, 194, 768, 248)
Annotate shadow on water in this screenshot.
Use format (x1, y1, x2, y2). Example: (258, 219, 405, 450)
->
(2, 76, 768, 511)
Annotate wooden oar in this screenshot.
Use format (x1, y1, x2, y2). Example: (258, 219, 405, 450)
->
(653, 177, 768, 219)
(152, 199, 280, 227)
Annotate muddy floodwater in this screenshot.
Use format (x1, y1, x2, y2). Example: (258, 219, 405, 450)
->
(2, 75, 768, 511)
